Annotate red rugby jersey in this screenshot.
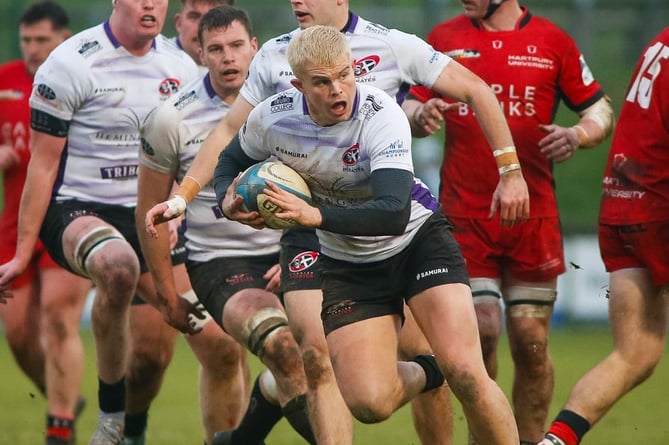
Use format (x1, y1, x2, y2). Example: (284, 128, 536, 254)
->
(411, 8, 605, 218)
(599, 27, 669, 224)
(0, 60, 33, 245)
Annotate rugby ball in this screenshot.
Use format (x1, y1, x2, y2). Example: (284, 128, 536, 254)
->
(235, 161, 312, 229)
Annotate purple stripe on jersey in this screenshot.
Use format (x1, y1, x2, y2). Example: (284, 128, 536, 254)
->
(343, 12, 359, 33)
(204, 73, 216, 98)
(51, 141, 69, 201)
(103, 21, 121, 48)
(350, 89, 360, 120)
(103, 20, 157, 49)
(175, 36, 184, 51)
(302, 94, 309, 115)
(412, 181, 438, 212)
(396, 82, 410, 105)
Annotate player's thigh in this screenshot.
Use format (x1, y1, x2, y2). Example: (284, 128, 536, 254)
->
(283, 289, 324, 345)
(325, 313, 402, 394)
(608, 269, 668, 356)
(408, 283, 483, 373)
(397, 306, 433, 358)
(0, 281, 38, 336)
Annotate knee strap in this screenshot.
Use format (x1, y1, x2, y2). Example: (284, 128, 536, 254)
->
(470, 277, 502, 305)
(67, 226, 125, 276)
(241, 307, 289, 356)
(504, 286, 557, 318)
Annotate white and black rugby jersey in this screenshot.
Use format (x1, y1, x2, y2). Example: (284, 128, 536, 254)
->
(30, 21, 199, 206)
(240, 13, 451, 107)
(239, 83, 439, 263)
(141, 74, 281, 262)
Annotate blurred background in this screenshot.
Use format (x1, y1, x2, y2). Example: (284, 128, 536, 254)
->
(1, 0, 667, 323)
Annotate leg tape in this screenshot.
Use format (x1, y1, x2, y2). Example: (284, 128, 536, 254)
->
(68, 226, 125, 276)
(241, 307, 289, 356)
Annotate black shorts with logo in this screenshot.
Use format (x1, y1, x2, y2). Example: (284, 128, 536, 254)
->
(40, 199, 149, 274)
(321, 212, 470, 335)
(186, 253, 280, 327)
(279, 227, 322, 293)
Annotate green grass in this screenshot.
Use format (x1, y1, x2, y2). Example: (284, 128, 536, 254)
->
(1, 325, 668, 444)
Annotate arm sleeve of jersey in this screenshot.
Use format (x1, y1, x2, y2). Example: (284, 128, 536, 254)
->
(389, 30, 451, 88)
(365, 93, 415, 173)
(557, 32, 606, 111)
(213, 134, 259, 207)
(29, 49, 93, 124)
(320, 168, 412, 235)
(239, 44, 277, 107)
(139, 104, 180, 175)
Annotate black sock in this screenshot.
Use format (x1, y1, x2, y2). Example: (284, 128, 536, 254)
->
(231, 376, 283, 444)
(412, 354, 445, 392)
(98, 377, 125, 413)
(556, 409, 590, 442)
(282, 394, 316, 445)
(124, 409, 149, 437)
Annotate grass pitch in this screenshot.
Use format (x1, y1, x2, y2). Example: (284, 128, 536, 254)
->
(1, 324, 668, 444)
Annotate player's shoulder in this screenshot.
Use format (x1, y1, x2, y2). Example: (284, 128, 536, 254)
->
(431, 14, 473, 33)
(523, 12, 572, 40)
(259, 28, 298, 53)
(350, 14, 427, 53)
(164, 76, 207, 116)
(253, 87, 301, 122)
(58, 23, 111, 60)
(350, 14, 407, 43)
(358, 83, 397, 107)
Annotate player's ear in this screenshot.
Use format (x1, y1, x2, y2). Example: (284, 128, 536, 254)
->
(290, 78, 303, 92)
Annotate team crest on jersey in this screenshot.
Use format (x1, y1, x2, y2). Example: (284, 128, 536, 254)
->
(354, 55, 380, 77)
(342, 143, 360, 166)
(36, 84, 56, 100)
(445, 49, 480, 60)
(140, 137, 155, 156)
(78, 39, 101, 58)
(175, 90, 197, 110)
(158, 78, 181, 97)
(360, 94, 383, 118)
(289, 251, 319, 273)
(270, 94, 294, 113)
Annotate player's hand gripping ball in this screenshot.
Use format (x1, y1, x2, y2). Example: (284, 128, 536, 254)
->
(235, 161, 312, 229)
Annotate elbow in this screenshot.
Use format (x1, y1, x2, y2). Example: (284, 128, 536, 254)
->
(385, 206, 411, 235)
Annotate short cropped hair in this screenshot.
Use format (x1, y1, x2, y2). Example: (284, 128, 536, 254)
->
(197, 5, 253, 45)
(19, 1, 69, 30)
(286, 25, 351, 78)
(183, 0, 235, 7)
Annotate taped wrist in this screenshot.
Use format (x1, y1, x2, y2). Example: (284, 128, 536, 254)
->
(493, 145, 521, 176)
(177, 175, 202, 203)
